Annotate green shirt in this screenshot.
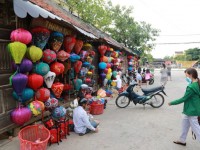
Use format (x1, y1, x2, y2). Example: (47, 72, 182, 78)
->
(170, 82, 200, 116)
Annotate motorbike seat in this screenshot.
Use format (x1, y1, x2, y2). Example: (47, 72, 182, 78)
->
(142, 86, 163, 95)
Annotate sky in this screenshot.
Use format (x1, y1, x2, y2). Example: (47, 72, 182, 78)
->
(110, 0, 200, 58)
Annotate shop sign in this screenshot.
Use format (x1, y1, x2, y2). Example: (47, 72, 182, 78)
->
(31, 18, 73, 35)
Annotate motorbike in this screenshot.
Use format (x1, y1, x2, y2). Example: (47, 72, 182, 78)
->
(141, 72, 154, 85)
(115, 81, 166, 108)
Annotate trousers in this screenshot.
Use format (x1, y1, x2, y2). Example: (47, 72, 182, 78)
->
(179, 115, 200, 143)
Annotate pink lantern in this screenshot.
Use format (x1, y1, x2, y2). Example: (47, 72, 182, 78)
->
(64, 35, 76, 53)
(43, 49, 56, 64)
(57, 50, 70, 62)
(51, 82, 64, 98)
(10, 28, 32, 44)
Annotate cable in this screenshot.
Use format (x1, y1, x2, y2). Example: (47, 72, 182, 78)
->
(159, 34, 200, 37)
(155, 42, 200, 45)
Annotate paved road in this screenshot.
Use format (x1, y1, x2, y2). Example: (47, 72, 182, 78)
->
(1, 70, 200, 150)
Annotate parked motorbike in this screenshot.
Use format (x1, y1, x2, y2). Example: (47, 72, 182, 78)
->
(115, 81, 166, 108)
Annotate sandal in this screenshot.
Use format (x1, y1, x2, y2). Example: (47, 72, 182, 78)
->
(173, 141, 186, 146)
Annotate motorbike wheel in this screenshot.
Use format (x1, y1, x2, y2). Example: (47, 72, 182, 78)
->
(150, 94, 164, 108)
(115, 95, 130, 108)
(149, 79, 154, 85)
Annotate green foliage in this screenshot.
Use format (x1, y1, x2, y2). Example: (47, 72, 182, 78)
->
(64, 0, 159, 55)
(164, 56, 174, 61)
(174, 55, 186, 61)
(173, 48, 200, 61)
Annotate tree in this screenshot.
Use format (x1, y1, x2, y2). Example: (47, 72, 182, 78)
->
(185, 48, 200, 61)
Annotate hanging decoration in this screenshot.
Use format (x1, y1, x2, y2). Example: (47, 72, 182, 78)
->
(98, 62, 107, 70)
(28, 100, 45, 116)
(28, 73, 44, 91)
(44, 98, 58, 110)
(35, 88, 50, 102)
(50, 62, 65, 76)
(70, 53, 80, 62)
(27, 46, 43, 63)
(34, 62, 50, 76)
(7, 42, 27, 64)
(57, 50, 70, 62)
(74, 39, 83, 54)
(42, 49, 57, 64)
(31, 26, 50, 50)
(74, 61, 82, 74)
(73, 79, 82, 91)
(52, 106, 66, 119)
(12, 88, 34, 103)
(10, 28, 32, 45)
(43, 71, 56, 88)
(64, 35, 76, 53)
(49, 32, 64, 52)
(12, 58, 33, 73)
(51, 82, 64, 98)
(98, 45, 107, 56)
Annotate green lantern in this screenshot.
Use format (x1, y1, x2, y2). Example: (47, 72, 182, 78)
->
(27, 46, 43, 63)
(34, 62, 50, 76)
(7, 42, 27, 64)
(112, 71, 117, 78)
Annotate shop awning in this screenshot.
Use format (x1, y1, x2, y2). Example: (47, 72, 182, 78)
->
(73, 26, 97, 39)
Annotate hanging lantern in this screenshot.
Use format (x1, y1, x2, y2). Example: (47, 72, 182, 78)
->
(98, 62, 107, 70)
(63, 61, 71, 74)
(7, 42, 27, 64)
(98, 45, 107, 56)
(44, 98, 58, 110)
(82, 62, 90, 68)
(63, 84, 72, 91)
(100, 72, 106, 81)
(43, 71, 56, 88)
(80, 50, 88, 61)
(83, 43, 92, 50)
(42, 49, 56, 64)
(34, 62, 50, 76)
(10, 28, 32, 44)
(70, 53, 80, 62)
(12, 73, 28, 97)
(74, 39, 83, 54)
(12, 88, 34, 103)
(31, 26, 50, 50)
(49, 32, 64, 52)
(50, 62, 65, 76)
(80, 67, 88, 77)
(89, 50, 95, 57)
(12, 58, 33, 73)
(28, 100, 44, 116)
(10, 107, 32, 125)
(35, 88, 50, 102)
(51, 82, 64, 98)
(52, 106, 66, 119)
(27, 46, 43, 63)
(100, 56, 108, 63)
(57, 50, 70, 62)
(63, 35, 76, 53)
(28, 73, 44, 91)
(74, 61, 82, 74)
(74, 79, 82, 91)
(84, 78, 91, 84)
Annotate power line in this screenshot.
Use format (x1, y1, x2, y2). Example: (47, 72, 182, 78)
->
(155, 41, 200, 45)
(159, 34, 200, 37)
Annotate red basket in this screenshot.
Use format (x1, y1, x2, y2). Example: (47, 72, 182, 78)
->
(90, 103, 104, 115)
(18, 125, 50, 150)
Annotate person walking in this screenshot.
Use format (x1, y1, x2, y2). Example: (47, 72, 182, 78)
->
(167, 63, 172, 81)
(160, 63, 168, 86)
(168, 68, 200, 146)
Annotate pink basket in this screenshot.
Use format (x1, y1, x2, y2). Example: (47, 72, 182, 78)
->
(18, 125, 50, 150)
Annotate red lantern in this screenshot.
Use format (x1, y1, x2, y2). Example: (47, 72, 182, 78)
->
(106, 63, 111, 68)
(98, 45, 107, 56)
(111, 51, 117, 58)
(63, 84, 71, 91)
(43, 49, 56, 64)
(85, 78, 91, 84)
(74, 61, 82, 74)
(127, 55, 133, 59)
(50, 62, 65, 76)
(64, 36, 76, 53)
(57, 50, 70, 62)
(104, 68, 108, 74)
(10, 28, 32, 45)
(89, 51, 95, 57)
(36, 88, 50, 102)
(74, 40, 83, 54)
(28, 74, 44, 91)
(51, 82, 64, 98)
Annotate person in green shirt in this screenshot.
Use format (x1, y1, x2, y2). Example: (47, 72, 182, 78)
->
(168, 68, 200, 146)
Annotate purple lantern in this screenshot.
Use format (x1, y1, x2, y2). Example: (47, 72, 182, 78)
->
(10, 106, 32, 125)
(100, 72, 106, 81)
(12, 58, 33, 73)
(12, 73, 28, 97)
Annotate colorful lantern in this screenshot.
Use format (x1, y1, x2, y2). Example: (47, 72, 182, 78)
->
(74, 79, 82, 91)
(74, 39, 83, 54)
(106, 63, 112, 68)
(10, 107, 32, 125)
(49, 32, 64, 52)
(70, 53, 80, 62)
(98, 62, 107, 70)
(43, 71, 56, 88)
(112, 71, 117, 78)
(84, 78, 91, 84)
(10, 28, 32, 44)
(12, 58, 33, 73)
(104, 68, 108, 74)
(63, 84, 72, 91)
(52, 106, 66, 119)
(31, 26, 50, 49)
(36, 88, 50, 102)
(28, 74, 44, 91)
(42, 49, 56, 64)
(44, 98, 58, 109)
(103, 79, 108, 86)
(98, 45, 107, 56)
(108, 68, 112, 74)
(12, 73, 28, 97)
(57, 50, 70, 62)
(89, 50, 95, 57)
(100, 72, 106, 81)
(28, 100, 44, 116)
(34, 62, 50, 76)
(82, 62, 90, 68)
(97, 88, 106, 98)
(12, 88, 34, 103)
(74, 61, 82, 74)
(80, 50, 88, 61)
(100, 56, 108, 63)
(51, 82, 64, 98)
(7, 42, 27, 64)
(27, 46, 43, 63)
(50, 62, 65, 76)
(63, 35, 76, 53)
(83, 43, 92, 50)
